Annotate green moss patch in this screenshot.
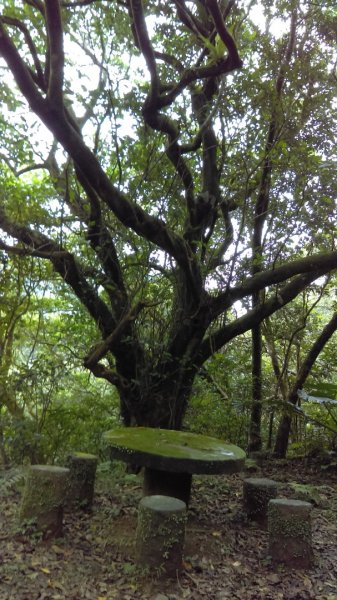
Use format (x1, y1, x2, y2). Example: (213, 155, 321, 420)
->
(103, 427, 245, 474)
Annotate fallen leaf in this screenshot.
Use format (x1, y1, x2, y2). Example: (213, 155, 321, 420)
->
(30, 559, 41, 567)
(51, 545, 65, 555)
(266, 573, 281, 585)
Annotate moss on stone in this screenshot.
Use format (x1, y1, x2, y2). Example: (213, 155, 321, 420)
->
(19, 465, 70, 539)
(288, 482, 321, 506)
(103, 427, 245, 475)
(243, 478, 278, 524)
(66, 453, 98, 509)
(268, 498, 313, 568)
(70, 452, 98, 460)
(136, 495, 187, 577)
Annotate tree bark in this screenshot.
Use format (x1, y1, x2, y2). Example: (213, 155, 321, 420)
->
(249, 324, 263, 452)
(0, 422, 10, 468)
(0, 2, 336, 437)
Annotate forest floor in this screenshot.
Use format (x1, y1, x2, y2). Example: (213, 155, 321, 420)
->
(1, 456, 337, 600)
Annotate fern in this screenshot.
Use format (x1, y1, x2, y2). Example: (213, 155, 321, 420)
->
(199, 33, 227, 62)
(0, 467, 26, 496)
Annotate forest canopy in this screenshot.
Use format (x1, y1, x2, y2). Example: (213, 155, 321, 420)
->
(0, 0, 336, 452)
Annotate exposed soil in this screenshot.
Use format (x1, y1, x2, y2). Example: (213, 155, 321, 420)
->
(1, 458, 337, 600)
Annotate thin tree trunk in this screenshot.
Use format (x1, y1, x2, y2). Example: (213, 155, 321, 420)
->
(274, 311, 337, 457)
(249, 324, 263, 452)
(267, 409, 274, 450)
(248, 12, 297, 454)
(0, 423, 10, 468)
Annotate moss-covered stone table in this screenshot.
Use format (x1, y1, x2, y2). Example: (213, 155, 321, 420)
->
(103, 427, 246, 504)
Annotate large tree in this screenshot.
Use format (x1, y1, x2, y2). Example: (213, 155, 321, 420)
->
(0, 0, 336, 429)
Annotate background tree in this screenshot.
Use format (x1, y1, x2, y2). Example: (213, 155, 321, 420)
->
(273, 302, 337, 457)
(261, 279, 335, 451)
(0, 250, 117, 464)
(0, 254, 30, 465)
(0, 0, 336, 431)
(249, 8, 297, 452)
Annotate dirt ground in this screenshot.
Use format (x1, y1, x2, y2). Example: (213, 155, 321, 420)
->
(1, 457, 337, 600)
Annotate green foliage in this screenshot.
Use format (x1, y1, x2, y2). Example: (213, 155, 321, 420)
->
(0, 0, 336, 446)
(199, 33, 228, 62)
(185, 342, 252, 447)
(2, 370, 120, 464)
(0, 253, 120, 464)
(305, 382, 337, 400)
(185, 389, 249, 448)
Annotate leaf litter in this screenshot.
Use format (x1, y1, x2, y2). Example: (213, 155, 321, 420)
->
(0, 458, 337, 599)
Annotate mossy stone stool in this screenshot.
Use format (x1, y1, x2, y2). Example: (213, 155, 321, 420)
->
(136, 495, 187, 578)
(66, 452, 98, 509)
(19, 465, 70, 539)
(243, 477, 278, 525)
(268, 498, 313, 568)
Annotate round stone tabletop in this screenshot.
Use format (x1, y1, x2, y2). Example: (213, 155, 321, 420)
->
(103, 427, 245, 474)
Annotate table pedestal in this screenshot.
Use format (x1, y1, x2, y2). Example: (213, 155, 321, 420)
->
(143, 468, 192, 505)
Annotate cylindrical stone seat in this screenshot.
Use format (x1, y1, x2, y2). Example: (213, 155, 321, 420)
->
(66, 452, 98, 509)
(268, 498, 313, 568)
(243, 477, 278, 525)
(136, 495, 187, 577)
(19, 465, 70, 539)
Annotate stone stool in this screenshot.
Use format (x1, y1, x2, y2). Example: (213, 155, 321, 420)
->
(136, 495, 187, 577)
(268, 498, 313, 568)
(243, 477, 278, 525)
(66, 451, 98, 509)
(19, 465, 70, 539)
